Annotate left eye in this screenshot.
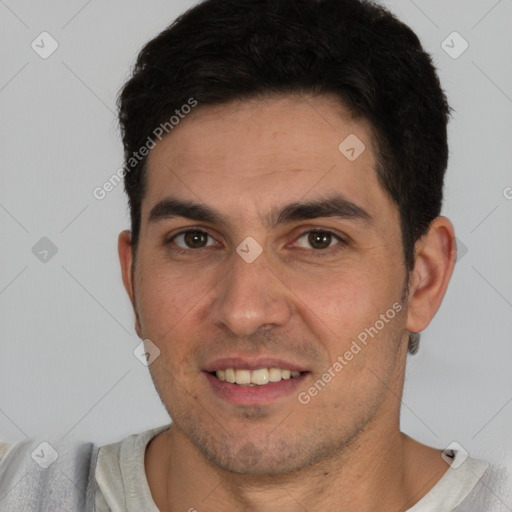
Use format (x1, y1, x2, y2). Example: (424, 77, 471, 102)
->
(295, 230, 343, 250)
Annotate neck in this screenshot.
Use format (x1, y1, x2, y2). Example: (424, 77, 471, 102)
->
(146, 421, 448, 512)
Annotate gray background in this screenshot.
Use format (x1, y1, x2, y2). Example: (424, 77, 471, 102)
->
(1, 0, 511, 472)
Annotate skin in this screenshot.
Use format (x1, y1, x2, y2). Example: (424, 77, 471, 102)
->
(118, 94, 457, 511)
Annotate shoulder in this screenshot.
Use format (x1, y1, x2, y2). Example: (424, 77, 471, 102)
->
(0, 442, 11, 461)
(96, 423, 170, 470)
(454, 452, 512, 511)
(94, 424, 170, 512)
(0, 435, 98, 511)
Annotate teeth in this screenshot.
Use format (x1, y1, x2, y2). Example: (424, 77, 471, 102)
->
(225, 368, 235, 383)
(269, 368, 283, 382)
(251, 368, 269, 385)
(214, 368, 303, 385)
(235, 369, 251, 385)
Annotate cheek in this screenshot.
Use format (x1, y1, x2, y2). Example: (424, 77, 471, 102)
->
(286, 267, 382, 329)
(135, 263, 209, 344)
(288, 267, 404, 365)
(136, 268, 210, 389)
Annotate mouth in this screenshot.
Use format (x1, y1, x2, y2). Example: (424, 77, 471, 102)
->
(203, 358, 310, 406)
(203, 357, 310, 405)
(209, 367, 304, 386)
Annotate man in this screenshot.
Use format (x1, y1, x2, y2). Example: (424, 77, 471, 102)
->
(0, 0, 509, 510)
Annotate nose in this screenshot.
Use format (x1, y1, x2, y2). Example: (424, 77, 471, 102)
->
(209, 244, 293, 337)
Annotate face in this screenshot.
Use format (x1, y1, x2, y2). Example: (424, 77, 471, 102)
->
(122, 94, 411, 475)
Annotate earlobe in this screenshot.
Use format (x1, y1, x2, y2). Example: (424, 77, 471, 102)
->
(118, 230, 143, 338)
(405, 217, 457, 335)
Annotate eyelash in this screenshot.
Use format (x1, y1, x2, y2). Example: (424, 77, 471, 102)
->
(166, 228, 348, 257)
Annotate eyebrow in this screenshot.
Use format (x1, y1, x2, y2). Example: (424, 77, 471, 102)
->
(148, 195, 372, 227)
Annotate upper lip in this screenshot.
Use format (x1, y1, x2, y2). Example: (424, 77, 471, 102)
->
(203, 356, 309, 373)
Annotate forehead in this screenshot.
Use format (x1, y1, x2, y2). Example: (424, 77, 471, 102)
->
(143, 94, 392, 221)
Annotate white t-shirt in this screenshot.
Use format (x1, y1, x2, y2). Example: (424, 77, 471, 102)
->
(93, 424, 506, 512)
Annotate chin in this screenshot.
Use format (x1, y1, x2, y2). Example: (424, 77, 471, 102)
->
(196, 434, 326, 476)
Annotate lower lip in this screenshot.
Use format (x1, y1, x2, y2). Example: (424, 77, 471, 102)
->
(204, 371, 309, 406)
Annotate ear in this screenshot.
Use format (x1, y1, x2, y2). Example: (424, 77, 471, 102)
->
(406, 216, 457, 334)
(118, 230, 142, 338)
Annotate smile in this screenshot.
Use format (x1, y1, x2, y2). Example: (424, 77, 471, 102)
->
(213, 368, 302, 386)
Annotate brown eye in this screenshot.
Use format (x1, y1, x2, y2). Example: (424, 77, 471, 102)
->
(296, 230, 340, 250)
(173, 230, 214, 249)
(308, 232, 332, 249)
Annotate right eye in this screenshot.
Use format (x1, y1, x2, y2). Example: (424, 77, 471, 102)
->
(170, 230, 217, 250)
